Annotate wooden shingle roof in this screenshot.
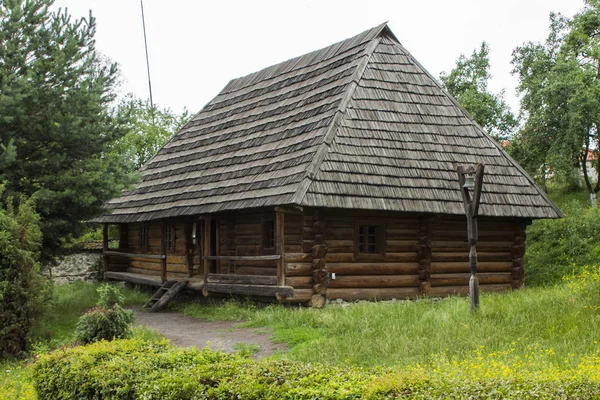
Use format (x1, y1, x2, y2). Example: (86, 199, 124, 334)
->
(97, 23, 562, 223)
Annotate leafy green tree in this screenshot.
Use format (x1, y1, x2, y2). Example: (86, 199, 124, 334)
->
(512, 2, 600, 204)
(0, 190, 51, 358)
(0, 0, 134, 257)
(113, 96, 190, 173)
(440, 42, 518, 140)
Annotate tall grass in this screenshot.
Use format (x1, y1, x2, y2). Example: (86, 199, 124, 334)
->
(525, 184, 600, 286)
(1, 282, 151, 400)
(28, 282, 148, 348)
(177, 267, 600, 369)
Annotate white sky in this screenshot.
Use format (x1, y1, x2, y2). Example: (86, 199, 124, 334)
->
(52, 0, 585, 116)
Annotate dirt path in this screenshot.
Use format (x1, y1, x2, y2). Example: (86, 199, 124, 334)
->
(133, 308, 285, 358)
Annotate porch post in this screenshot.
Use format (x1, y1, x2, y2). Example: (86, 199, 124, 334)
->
(102, 223, 109, 272)
(203, 217, 211, 283)
(275, 209, 285, 287)
(160, 221, 167, 283)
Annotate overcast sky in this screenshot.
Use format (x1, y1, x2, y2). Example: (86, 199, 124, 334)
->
(52, 0, 585, 116)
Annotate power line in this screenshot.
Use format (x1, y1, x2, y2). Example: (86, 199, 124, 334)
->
(140, 0, 153, 108)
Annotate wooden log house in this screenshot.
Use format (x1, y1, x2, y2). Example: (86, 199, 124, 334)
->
(95, 24, 562, 306)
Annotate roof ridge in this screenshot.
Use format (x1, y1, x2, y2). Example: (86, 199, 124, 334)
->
(388, 40, 564, 218)
(291, 33, 384, 205)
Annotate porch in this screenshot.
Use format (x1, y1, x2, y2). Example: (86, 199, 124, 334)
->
(101, 208, 316, 304)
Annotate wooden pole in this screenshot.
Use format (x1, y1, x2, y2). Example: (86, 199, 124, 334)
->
(160, 221, 167, 283)
(275, 209, 285, 287)
(203, 217, 211, 285)
(457, 164, 485, 312)
(102, 223, 109, 273)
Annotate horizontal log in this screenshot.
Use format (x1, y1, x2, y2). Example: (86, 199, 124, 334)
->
(431, 252, 512, 262)
(324, 228, 353, 240)
(234, 266, 277, 276)
(386, 240, 418, 252)
(129, 261, 188, 273)
(431, 230, 514, 240)
(204, 255, 281, 261)
(329, 275, 420, 288)
(326, 239, 354, 248)
(206, 274, 277, 285)
(430, 273, 513, 286)
(386, 228, 419, 240)
(327, 262, 419, 275)
(385, 252, 419, 262)
(431, 241, 514, 251)
(286, 276, 312, 289)
(234, 236, 260, 245)
(104, 250, 165, 260)
(285, 252, 311, 262)
(277, 288, 312, 303)
(430, 262, 513, 273)
(203, 283, 293, 298)
(327, 287, 420, 301)
(429, 284, 512, 297)
(106, 271, 163, 288)
(286, 263, 312, 277)
(325, 252, 354, 262)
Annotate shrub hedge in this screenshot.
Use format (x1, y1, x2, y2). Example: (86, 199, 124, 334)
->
(33, 339, 600, 399)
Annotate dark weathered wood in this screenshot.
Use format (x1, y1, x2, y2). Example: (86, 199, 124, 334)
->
(103, 223, 109, 272)
(276, 288, 313, 303)
(327, 262, 419, 275)
(276, 210, 285, 286)
(184, 222, 194, 277)
(312, 244, 328, 259)
(234, 266, 277, 276)
(203, 218, 211, 282)
(203, 283, 294, 298)
(146, 281, 189, 312)
(103, 250, 166, 260)
(161, 222, 167, 283)
(430, 273, 512, 286)
(206, 273, 277, 285)
(329, 275, 420, 288)
(309, 294, 326, 308)
(285, 253, 311, 262)
(106, 271, 163, 287)
(327, 287, 420, 301)
(286, 263, 312, 276)
(204, 255, 281, 261)
(430, 261, 513, 273)
(286, 276, 313, 288)
(119, 224, 128, 252)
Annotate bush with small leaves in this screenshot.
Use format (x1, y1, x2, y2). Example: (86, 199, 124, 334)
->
(74, 285, 134, 345)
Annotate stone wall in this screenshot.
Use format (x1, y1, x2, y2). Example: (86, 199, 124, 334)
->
(45, 252, 101, 285)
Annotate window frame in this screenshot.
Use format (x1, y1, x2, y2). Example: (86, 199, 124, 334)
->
(261, 217, 276, 253)
(354, 220, 386, 260)
(165, 223, 175, 252)
(139, 223, 149, 251)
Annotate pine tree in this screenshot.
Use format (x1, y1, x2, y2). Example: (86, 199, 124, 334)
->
(0, 0, 134, 257)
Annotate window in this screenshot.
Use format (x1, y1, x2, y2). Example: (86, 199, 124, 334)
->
(139, 223, 148, 250)
(165, 224, 175, 251)
(355, 222, 385, 258)
(262, 219, 275, 250)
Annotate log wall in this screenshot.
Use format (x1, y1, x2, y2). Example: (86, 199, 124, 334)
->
(117, 209, 528, 305)
(126, 221, 189, 275)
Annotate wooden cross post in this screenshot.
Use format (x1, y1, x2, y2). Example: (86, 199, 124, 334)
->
(160, 221, 167, 283)
(275, 208, 286, 287)
(457, 164, 485, 312)
(102, 223, 109, 273)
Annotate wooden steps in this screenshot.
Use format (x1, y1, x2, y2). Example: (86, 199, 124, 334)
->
(143, 280, 188, 312)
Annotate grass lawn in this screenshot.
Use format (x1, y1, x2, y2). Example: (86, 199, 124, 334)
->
(176, 268, 600, 371)
(1, 282, 151, 400)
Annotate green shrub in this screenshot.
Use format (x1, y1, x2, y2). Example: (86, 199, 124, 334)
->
(33, 339, 600, 399)
(74, 284, 134, 344)
(525, 200, 600, 286)
(0, 192, 51, 359)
